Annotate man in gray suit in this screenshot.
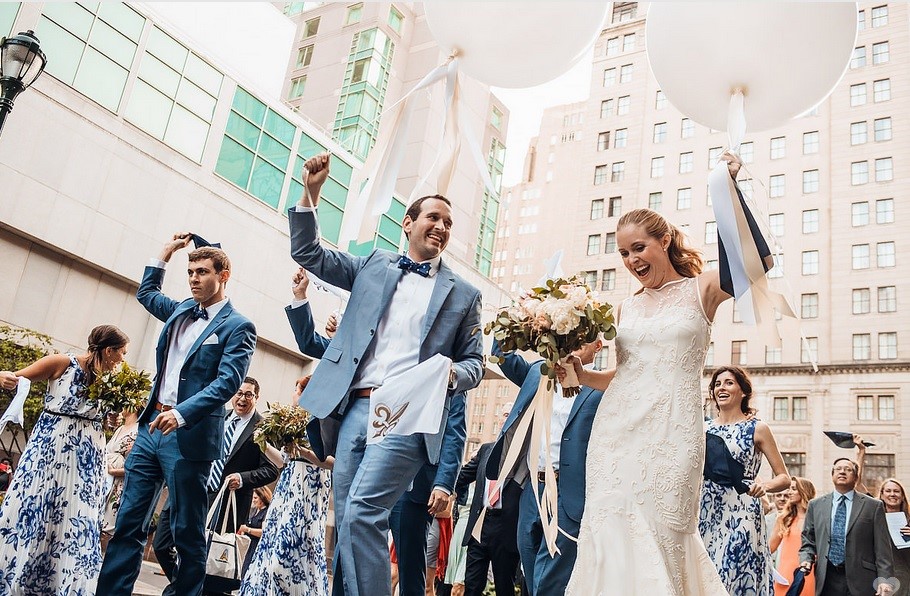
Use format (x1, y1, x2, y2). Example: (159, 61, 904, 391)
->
(799, 457, 894, 596)
(289, 153, 484, 596)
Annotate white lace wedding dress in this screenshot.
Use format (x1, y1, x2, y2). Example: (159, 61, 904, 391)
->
(566, 277, 729, 595)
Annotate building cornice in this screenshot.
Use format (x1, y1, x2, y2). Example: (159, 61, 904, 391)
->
(703, 361, 910, 377)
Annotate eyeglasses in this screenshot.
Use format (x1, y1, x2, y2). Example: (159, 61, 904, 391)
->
(235, 391, 257, 400)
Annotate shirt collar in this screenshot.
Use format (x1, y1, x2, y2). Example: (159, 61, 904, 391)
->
(834, 489, 855, 501)
(198, 297, 229, 320)
(403, 254, 443, 277)
(231, 409, 256, 425)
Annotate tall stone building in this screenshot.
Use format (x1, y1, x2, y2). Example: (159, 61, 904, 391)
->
(489, 1, 909, 492)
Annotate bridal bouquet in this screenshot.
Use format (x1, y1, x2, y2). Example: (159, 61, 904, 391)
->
(485, 275, 616, 396)
(87, 363, 152, 413)
(253, 403, 311, 455)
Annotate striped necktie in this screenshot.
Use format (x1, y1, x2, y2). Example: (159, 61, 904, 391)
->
(207, 416, 240, 492)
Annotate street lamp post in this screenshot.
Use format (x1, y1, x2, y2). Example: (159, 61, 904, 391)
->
(0, 30, 47, 137)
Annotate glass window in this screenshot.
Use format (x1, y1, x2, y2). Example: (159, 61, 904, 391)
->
(388, 6, 404, 33)
(801, 293, 819, 319)
(739, 141, 753, 163)
(871, 5, 888, 26)
(853, 288, 871, 314)
(852, 202, 869, 226)
(850, 83, 867, 106)
(857, 395, 875, 419)
(803, 131, 819, 154)
(601, 269, 616, 291)
(708, 147, 723, 169)
(345, 3, 363, 25)
(874, 117, 892, 142)
(731, 341, 747, 365)
(851, 121, 867, 145)
(597, 131, 610, 151)
(650, 157, 664, 178)
(584, 271, 598, 288)
(705, 343, 714, 367)
(773, 397, 789, 421)
(679, 152, 693, 173)
(872, 41, 889, 64)
(770, 174, 785, 198)
(623, 33, 636, 52)
(878, 286, 897, 312)
(617, 96, 630, 115)
(0, 3, 20, 37)
(612, 2, 636, 22)
(802, 170, 819, 194)
(604, 232, 617, 253)
(303, 16, 320, 38)
(587, 235, 601, 255)
(619, 64, 633, 83)
(802, 209, 819, 234)
(768, 213, 784, 237)
(801, 337, 818, 363)
(608, 197, 622, 218)
(614, 129, 627, 148)
(852, 244, 870, 269)
(491, 106, 503, 130)
(606, 37, 619, 56)
(602, 68, 616, 87)
(853, 334, 872, 360)
(783, 453, 806, 477)
(874, 79, 891, 102)
(875, 157, 893, 181)
(704, 221, 717, 245)
(766, 347, 782, 365)
(655, 90, 667, 110)
(600, 99, 614, 118)
(768, 254, 784, 279)
(878, 396, 895, 421)
(876, 198, 894, 224)
(590, 199, 604, 220)
(593, 165, 608, 185)
(851, 161, 869, 185)
(792, 397, 808, 421)
(877, 241, 895, 267)
(802, 250, 819, 275)
(770, 136, 786, 159)
(648, 192, 662, 211)
(297, 44, 314, 68)
(677, 188, 692, 210)
(611, 162, 625, 182)
(653, 122, 667, 143)
(858, 9, 866, 30)
(879, 333, 897, 359)
(851, 46, 866, 69)
(681, 118, 695, 139)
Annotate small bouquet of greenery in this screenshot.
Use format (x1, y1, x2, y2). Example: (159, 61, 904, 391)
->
(253, 403, 311, 455)
(485, 275, 616, 396)
(87, 363, 151, 414)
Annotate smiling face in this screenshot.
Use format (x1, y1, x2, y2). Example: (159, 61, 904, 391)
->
(187, 257, 229, 308)
(712, 371, 744, 412)
(231, 382, 259, 417)
(403, 198, 453, 262)
(101, 344, 129, 373)
(775, 490, 791, 511)
(831, 459, 858, 491)
(880, 480, 906, 512)
(616, 224, 675, 289)
(788, 479, 802, 505)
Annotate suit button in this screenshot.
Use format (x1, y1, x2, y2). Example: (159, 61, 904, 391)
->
(370, 329, 375, 335)
(353, 357, 359, 364)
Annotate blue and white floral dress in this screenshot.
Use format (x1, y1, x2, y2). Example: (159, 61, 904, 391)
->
(0, 355, 105, 595)
(240, 459, 332, 596)
(698, 417, 773, 596)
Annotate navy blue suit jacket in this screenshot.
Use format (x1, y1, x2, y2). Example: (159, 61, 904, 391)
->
(137, 266, 256, 462)
(486, 340, 603, 523)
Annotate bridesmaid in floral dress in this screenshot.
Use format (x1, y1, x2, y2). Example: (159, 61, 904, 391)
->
(0, 325, 129, 595)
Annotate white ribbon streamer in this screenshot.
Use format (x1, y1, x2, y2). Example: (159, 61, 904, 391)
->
(0, 377, 30, 435)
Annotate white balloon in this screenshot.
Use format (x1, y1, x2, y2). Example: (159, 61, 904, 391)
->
(424, 2, 608, 89)
(646, 3, 857, 132)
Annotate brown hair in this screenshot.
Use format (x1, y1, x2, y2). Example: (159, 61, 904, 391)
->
(709, 365, 757, 417)
(879, 478, 909, 517)
(253, 485, 272, 507)
(617, 208, 703, 278)
(242, 376, 260, 396)
(85, 325, 129, 386)
(188, 247, 231, 273)
(295, 376, 311, 393)
(781, 476, 816, 534)
(404, 194, 452, 239)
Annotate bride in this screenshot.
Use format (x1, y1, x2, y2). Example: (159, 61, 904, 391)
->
(561, 155, 743, 595)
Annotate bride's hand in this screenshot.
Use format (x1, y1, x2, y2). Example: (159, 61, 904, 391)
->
(555, 355, 583, 381)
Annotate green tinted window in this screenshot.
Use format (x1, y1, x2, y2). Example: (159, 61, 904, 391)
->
(163, 105, 208, 162)
(73, 48, 128, 111)
(226, 112, 260, 150)
(249, 158, 284, 208)
(258, 134, 291, 169)
(125, 81, 170, 137)
(146, 26, 187, 70)
(42, 2, 94, 38)
(37, 17, 82, 84)
(232, 87, 266, 125)
(89, 19, 136, 68)
(97, 2, 144, 40)
(298, 133, 326, 160)
(138, 54, 180, 95)
(0, 3, 20, 37)
(264, 111, 295, 147)
(184, 54, 222, 97)
(215, 137, 254, 188)
(317, 201, 344, 243)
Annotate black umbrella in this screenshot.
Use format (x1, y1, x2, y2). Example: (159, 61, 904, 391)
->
(784, 567, 808, 596)
(824, 431, 875, 449)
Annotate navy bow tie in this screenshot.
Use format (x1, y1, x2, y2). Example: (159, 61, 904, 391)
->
(191, 305, 209, 321)
(397, 255, 431, 277)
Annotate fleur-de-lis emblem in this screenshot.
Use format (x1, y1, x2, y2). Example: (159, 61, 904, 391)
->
(371, 403, 409, 439)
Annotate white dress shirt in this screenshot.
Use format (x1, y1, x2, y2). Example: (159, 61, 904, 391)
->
(535, 385, 574, 472)
(830, 489, 855, 535)
(223, 410, 256, 488)
(150, 259, 228, 427)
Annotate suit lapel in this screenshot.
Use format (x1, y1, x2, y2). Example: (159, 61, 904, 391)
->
(846, 492, 865, 535)
(422, 261, 455, 343)
(185, 301, 234, 360)
(566, 386, 596, 427)
(379, 258, 405, 321)
(820, 493, 834, 546)
(227, 411, 261, 461)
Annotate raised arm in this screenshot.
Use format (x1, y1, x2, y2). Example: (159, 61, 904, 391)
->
(0, 353, 72, 389)
(285, 268, 331, 359)
(492, 338, 535, 387)
(137, 233, 194, 322)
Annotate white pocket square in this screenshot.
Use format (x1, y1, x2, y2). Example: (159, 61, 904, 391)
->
(202, 334, 219, 346)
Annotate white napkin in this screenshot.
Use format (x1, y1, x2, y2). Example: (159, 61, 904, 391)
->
(0, 377, 31, 435)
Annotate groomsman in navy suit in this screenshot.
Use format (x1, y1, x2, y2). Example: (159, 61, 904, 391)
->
(289, 153, 483, 596)
(487, 338, 605, 595)
(98, 235, 256, 596)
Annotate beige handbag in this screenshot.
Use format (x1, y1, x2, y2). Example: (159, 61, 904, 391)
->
(204, 482, 251, 590)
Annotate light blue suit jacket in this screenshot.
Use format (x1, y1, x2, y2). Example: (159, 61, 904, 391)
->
(486, 340, 603, 523)
(288, 209, 482, 469)
(137, 266, 257, 461)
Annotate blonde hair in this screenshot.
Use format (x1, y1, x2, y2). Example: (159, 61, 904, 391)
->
(617, 209, 704, 278)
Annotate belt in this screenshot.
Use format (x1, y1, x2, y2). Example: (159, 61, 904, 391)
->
(154, 402, 175, 412)
(538, 470, 559, 483)
(351, 388, 374, 399)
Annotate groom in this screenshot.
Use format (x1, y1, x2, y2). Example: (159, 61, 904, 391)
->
(290, 153, 484, 596)
(98, 235, 256, 596)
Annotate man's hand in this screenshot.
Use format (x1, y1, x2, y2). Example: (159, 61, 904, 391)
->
(721, 151, 743, 180)
(798, 561, 813, 574)
(325, 313, 339, 338)
(226, 472, 242, 491)
(427, 489, 450, 516)
(300, 152, 330, 207)
(292, 267, 310, 301)
(875, 578, 895, 596)
(149, 410, 179, 435)
(158, 232, 193, 263)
